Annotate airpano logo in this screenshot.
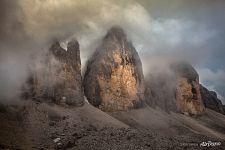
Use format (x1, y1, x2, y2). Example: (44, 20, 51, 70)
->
(200, 141, 221, 147)
(180, 141, 222, 147)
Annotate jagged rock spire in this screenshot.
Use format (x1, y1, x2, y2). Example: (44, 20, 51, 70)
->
(24, 39, 84, 106)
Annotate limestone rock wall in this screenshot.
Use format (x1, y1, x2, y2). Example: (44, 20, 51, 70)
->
(172, 62, 205, 115)
(24, 40, 84, 106)
(83, 26, 145, 111)
(176, 77, 204, 115)
(144, 62, 205, 115)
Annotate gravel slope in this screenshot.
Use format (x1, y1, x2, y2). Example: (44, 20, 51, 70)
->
(0, 101, 225, 150)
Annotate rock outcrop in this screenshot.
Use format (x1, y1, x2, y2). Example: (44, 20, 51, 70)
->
(200, 85, 224, 114)
(145, 62, 205, 115)
(83, 26, 145, 111)
(171, 62, 205, 115)
(24, 39, 84, 106)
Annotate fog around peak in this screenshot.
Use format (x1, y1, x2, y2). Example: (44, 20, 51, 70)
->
(0, 0, 224, 103)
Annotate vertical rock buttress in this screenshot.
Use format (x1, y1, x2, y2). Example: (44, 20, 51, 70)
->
(83, 26, 145, 111)
(144, 62, 205, 115)
(25, 39, 84, 106)
(171, 62, 205, 115)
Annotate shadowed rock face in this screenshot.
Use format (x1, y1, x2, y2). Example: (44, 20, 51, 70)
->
(83, 26, 145, 111)
(200, 85, 224, 114)
(171, 62, 205, 115)
(24, 39, 84, 106)
(145, 62, 205, 115)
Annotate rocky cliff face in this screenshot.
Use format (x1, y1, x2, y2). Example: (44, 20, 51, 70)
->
(171, 62, 205, 115)
(83, 26, 145, 111)
(145, 62, 205, 115)
(24, 40, 84, 106)
(200, 85, 224, 114)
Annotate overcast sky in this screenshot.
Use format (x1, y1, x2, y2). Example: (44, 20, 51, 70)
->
(137, 0, 225, 102)
(0, 0, 224, 103)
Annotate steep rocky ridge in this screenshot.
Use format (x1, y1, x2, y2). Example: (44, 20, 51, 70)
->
(200, 85, 224, 114)
(83, 26, 145, 111)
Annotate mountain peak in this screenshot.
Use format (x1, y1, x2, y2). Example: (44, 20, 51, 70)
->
(67, 39, 79, 50)
(170, 61, 198, 81)
(83, 26, 145, 111)
(104, 26, 126, 41)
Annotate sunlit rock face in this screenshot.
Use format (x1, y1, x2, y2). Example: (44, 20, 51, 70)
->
(200, 85, 224, 114)
(83, 26, 145, 111)
(171, 62, 205, 115)
(24, 40, 84, 106)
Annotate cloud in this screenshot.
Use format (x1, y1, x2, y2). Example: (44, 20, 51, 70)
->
(0, 0, 224, 104)
(1, 0, 153, 101)
(198, 68, 225, 103)
(2, 0, 219, 64)
(0, 0, 27, 45)
(198, 68, 225, 84)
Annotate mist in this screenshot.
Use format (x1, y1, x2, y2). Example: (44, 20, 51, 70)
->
(0, 0, 224, 103)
